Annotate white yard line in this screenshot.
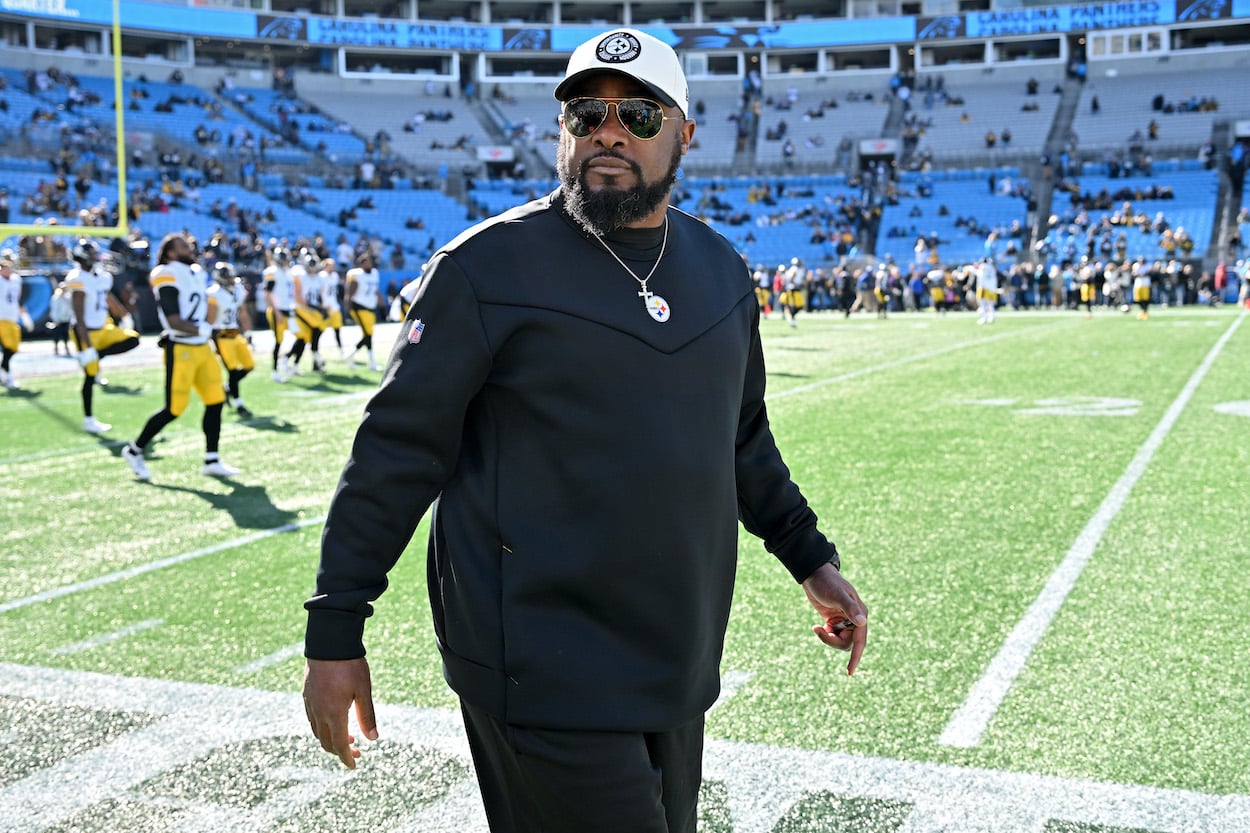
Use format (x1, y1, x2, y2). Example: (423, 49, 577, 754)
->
(767, 322, 1067, 402)
(1, 663, 1248, 833)
(52, 619, 165, 655)
(0, 516, 326, 615)
(939, 311, 1245, 749)
(233, 642, 306, 675)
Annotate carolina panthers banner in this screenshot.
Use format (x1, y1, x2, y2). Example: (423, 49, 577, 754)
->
(921, 1, 1193, 39)
(305, 19, 497, 49)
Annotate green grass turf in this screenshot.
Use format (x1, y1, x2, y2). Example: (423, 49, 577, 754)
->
(2, 308, 1248, 805)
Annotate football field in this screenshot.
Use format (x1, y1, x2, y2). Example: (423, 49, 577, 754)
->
(1, 308, 1248, 832)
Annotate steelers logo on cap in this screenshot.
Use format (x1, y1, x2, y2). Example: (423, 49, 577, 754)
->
(596, 32, 642, 64)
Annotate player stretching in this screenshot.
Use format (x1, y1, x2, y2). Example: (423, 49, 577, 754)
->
(66, 239, 140, 433)
(286, 249, 328, 373)
(121, 233, 241, 481)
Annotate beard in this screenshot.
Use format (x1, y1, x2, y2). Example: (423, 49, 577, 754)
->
(558, 136, 683, 236)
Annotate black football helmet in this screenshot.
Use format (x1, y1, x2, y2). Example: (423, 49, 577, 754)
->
(212, 261, 236, 286)
(71, 238, 100, 268)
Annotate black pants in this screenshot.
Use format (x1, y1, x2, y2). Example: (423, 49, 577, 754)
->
(461, 700, 703, 833)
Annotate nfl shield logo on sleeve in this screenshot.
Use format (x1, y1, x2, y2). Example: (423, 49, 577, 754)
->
(408, 319, 425, 344)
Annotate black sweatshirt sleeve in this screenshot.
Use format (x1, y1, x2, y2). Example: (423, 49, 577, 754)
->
(734, 301, 840, 583)
(304, 254, 493, 659)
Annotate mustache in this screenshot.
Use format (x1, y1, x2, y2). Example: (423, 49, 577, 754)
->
(580, 151, 642, 179)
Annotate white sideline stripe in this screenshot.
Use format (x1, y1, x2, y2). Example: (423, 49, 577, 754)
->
(51, 619, 165, 655)
(233, 642, 305, 675)
(2, 663, 1249, 833)
(0, 516, 327, 615)
(767, 323, 1065, 402)
(939, 312, 1246, 749)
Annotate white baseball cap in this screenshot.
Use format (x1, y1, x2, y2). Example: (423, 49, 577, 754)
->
(554, 29, 689, 118)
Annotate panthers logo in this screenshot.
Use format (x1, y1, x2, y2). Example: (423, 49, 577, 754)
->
(917, 16, 963, 39)
(503, 29, 547, 49)
(257, 17, 304, 40)
(1177, 0, 1227, 21)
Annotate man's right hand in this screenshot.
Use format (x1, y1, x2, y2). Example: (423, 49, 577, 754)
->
(302, 657, 378, 769)
(77, 347, 99, 368)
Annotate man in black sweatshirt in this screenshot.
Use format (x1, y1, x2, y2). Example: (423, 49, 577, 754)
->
(303, 28, 869, 833)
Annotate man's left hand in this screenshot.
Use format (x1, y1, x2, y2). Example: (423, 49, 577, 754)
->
(802, 562, 868, 675)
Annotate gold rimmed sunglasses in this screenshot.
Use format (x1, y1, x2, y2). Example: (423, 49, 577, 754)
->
(561, 97, 683, 141)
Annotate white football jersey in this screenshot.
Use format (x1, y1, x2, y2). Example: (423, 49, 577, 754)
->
(65, 266, 114, 330)
(211, 280, 248, 330)
(151, 261, 212, 344)
(347, 267, 380, 309)
(263, 264, 296, 312)
(0, 273, 21, 323)
(320, 269, 342, 311)
(976, 261, 999, 293)
(292, 265, 320, 310)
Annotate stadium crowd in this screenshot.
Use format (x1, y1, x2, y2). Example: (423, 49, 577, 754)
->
(5, 55, 1250, 404)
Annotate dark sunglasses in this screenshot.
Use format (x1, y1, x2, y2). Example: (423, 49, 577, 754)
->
(561, 97, 682, 141)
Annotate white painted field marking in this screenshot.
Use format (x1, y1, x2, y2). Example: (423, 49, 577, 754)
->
(953, 396, 1143, 416)
(1214, 400, 1250, 418)
(0, 516, 326, 615)
(51, 619, 165, 655)
(940, 312, 1246, 749)
(233, 641, 305, 675)
(0, 439, 128, 465)
(709, 669, 755, 713)
(1013, 396, 1141, 417)
(0, 394, 371, 467)
(768, 323, 1068, 402)
(1, 664, 1248, 833)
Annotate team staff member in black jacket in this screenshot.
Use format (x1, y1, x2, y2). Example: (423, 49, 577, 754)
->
(303, 28, 868, 833)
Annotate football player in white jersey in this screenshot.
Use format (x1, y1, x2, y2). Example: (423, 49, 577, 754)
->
(285, 248, 328, 374)
(318, 256, 346, 360)
(209, 261, 255, 418)
(263, 246, 297, 382)
(975, 257, 999, 325)
(389, 273, 425, 323)
(0, 250, 33, 390)
(1132, 257, 1153, 320)
(66, 238, 140, 433)
(344, 251, 382, 370)
(120, 233, 241, 481)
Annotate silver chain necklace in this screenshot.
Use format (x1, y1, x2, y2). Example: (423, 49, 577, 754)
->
(593, 216, 671, 323)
